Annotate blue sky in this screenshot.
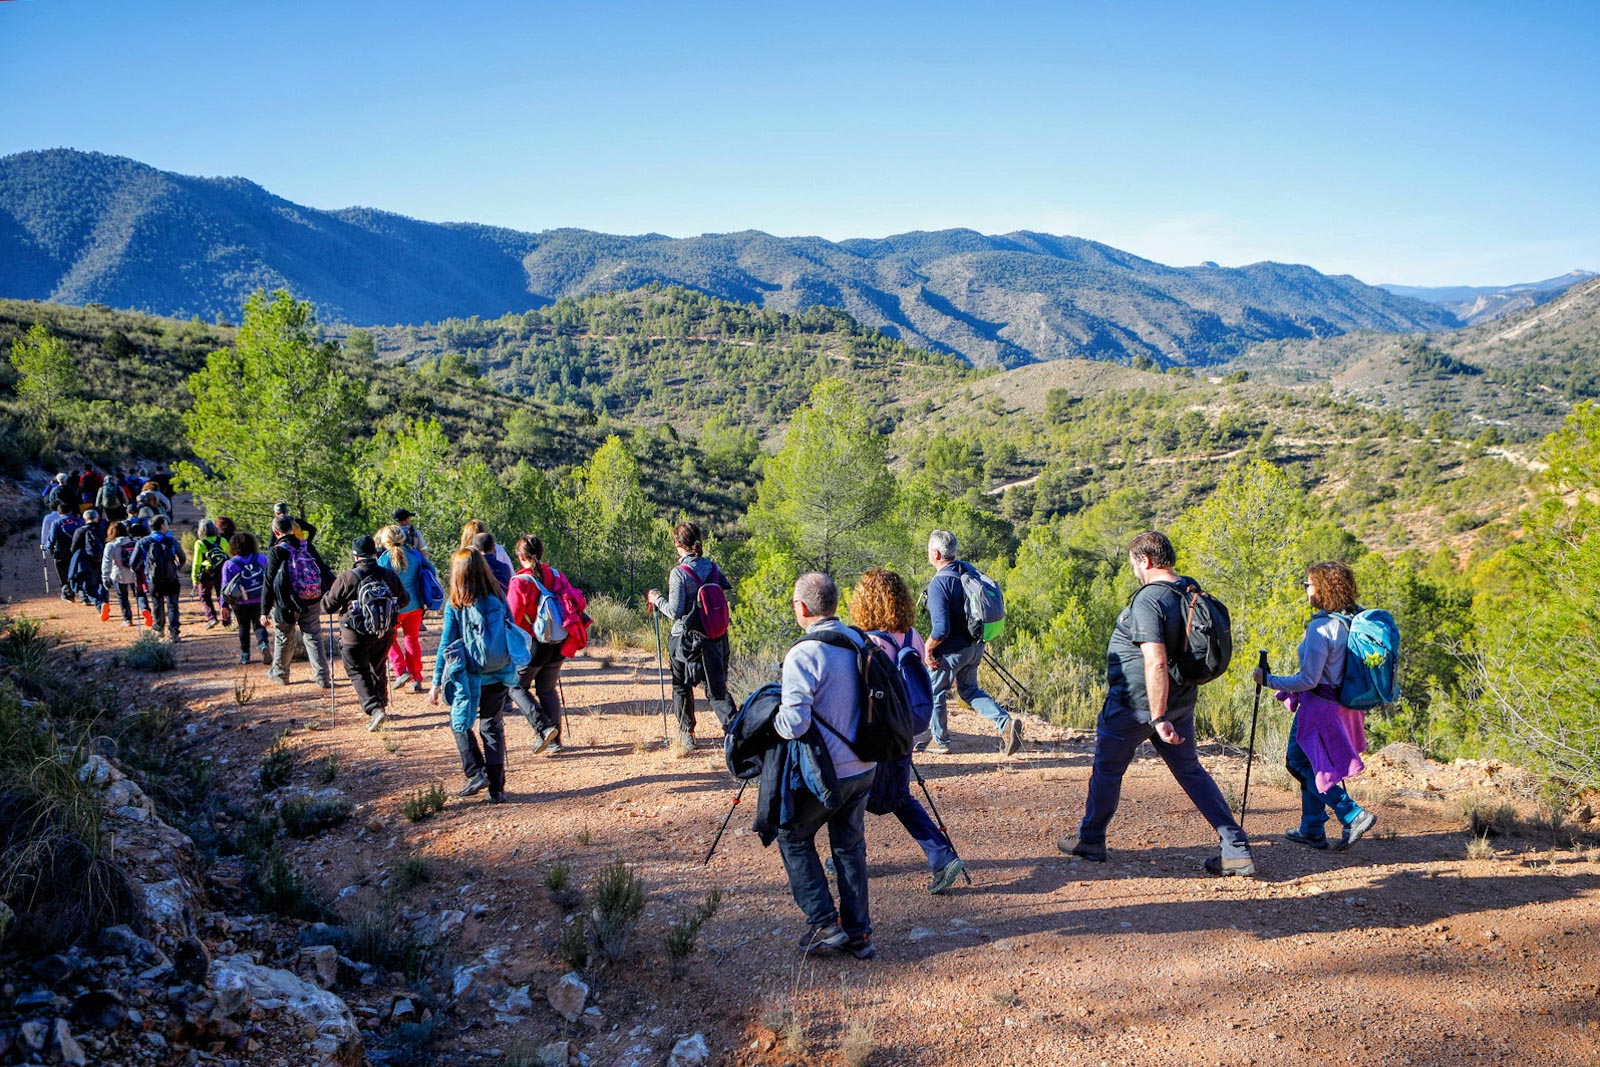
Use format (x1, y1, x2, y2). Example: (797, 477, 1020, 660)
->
(2, 0, 1595, 285)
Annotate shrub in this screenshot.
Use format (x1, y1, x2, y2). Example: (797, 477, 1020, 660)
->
(393, 853, 433, 891)
(281, 795, 353, 838)
(544, 861, 583, 909)
(316, 753, 340, 784)
(339, 908, 434, 980)
(556, 914, 589, 972)
(586, 595, 648, 648)
(259, 733, 295, 790)
(841, 1019, 875, 1067)
(250, 841, 333, 922)
(124, 633, 176, 673)
(589, 859, 645, 965)
(664, 888, 722, 981)
(403, 783, 446, 822)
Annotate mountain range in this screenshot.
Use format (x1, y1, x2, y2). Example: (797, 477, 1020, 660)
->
(1381, 271, 1597, 326)
(0, 148, 1459, 368)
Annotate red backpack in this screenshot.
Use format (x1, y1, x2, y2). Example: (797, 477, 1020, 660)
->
(678, 561, 730, 640)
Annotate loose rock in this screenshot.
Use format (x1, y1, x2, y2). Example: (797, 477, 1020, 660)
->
(547, 971, 590, 1021)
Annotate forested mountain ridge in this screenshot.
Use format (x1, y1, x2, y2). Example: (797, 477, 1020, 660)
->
(1231, 276, 1600, 440)
(0, 148, 1455, 369)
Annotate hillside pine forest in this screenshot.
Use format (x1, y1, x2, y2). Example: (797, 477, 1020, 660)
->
(4, 273, 1600, 797)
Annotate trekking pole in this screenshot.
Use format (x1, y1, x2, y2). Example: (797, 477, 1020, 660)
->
(1238, 650, 1269, 832)
(327, 613, 337, 727)
(703, 780, 749, 866)
(41, 551, 50, 595)
(652, 609, 670, 745)
(557, 675, 573, 746)
(982, 649, 1033, 707)
(910, 760, 973, 884)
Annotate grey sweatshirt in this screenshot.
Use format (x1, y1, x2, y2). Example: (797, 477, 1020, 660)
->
(777, 617, 874, 780)
(1267, 612, 1350, 693)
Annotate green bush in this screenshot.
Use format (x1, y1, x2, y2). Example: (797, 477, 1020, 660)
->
(589, 859, 645, 966)
(281, 795, 353, 838)
(124, 633, 176, 673)
(403, 782, 446, 822)
(258, 733, 295, 790)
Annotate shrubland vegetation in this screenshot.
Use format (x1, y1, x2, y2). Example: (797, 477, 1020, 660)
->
(3, 284, 1598, 795)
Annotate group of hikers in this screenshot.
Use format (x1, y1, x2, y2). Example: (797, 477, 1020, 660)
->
(34, 476, 1396, 963)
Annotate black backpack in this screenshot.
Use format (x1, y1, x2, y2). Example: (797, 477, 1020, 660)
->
(794, 626, 916, 763)
(1149, 579, 1233, 686)
(144, 537, 182, 592)
(346, 571, 398, 638)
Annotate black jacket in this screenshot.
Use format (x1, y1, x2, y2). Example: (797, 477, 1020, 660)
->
(722, 683, 841, 846)
(320, 559, 405, 645)
(262, 536, 335, 626)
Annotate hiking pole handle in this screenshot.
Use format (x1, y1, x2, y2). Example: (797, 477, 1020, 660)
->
(1257, 649, 1269, 674)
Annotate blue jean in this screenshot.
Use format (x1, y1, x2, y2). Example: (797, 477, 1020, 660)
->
(778, 769, 875, 939)
(1078, 702, 1251, 859)
(1285, 713, 1362, 839)
(151, 590, 180, 637)
(929, 641, 1009, 744)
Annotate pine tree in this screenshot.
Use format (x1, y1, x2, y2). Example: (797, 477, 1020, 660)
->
(9, 323, 80, 434)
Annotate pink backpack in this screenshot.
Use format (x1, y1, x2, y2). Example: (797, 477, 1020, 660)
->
(679, 562, 729, 640)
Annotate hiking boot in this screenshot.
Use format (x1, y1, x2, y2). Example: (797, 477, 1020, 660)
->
(1285, 827, 1330, 850)
(459, 772, 489, 797)
(395, 672, 414, 688)
(1204, 854, 1257, 877)
(1336, 810, 1377, 852)
(928, 858, 967, 895)
(531, 726, 558, 755)
(318, 679, 332, 690)
(99, 603, 111, 623)
(168, 632, 181, 644)
(205, 617, 220, 630)
(488, 791, 505, 804)
(268, 671, 289, 686)
(544, 741, 564, 755)
(1001, 717, 1023, 756)
(797, 922, 849, 954)
(840, 934, 877, 960)
(923, 739, 951, 756)
(1056, 835, 1107, 862)
(239, 652, 250, 665)
(122, 619, 135, 628)
(410, 681, 424, 695)
(368, 709, 388, 732)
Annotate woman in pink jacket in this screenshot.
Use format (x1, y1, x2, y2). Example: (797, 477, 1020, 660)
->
(506, 535, 587, 755)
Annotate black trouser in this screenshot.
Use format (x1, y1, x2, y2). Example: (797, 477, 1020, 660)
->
(453, 681, 508, 792)
(233, 603, 267, 657)
(53, 556, 72, 598)
(669, 631, 734, 733)
(339, 633, 393, 716)
(150, 586, 180, 636)
(511, 643, 564, 736)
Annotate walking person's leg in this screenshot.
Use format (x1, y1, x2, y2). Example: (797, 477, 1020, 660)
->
(827, 772, 876, 949)
(299, 609, 330, 687)
(235, 604, 255, 662)
(701, 636, 735, 728)
(928, 655, 957, 751)
(1284, 714, 1331, 843)
(479, 682, 509, 800)
(886, 774, 958, 872)
(1152, 716, 1252, 862)
(952, 643, 1016, 748)
(668, 632, 696, 737)
(533, 649, 563, 737)
(117, 583, 134, 624)
(165, 591, 181, 640)
(776, 792, 843, 945)
(270, 618, 299, 683)
(1070, 704, 1146, 856)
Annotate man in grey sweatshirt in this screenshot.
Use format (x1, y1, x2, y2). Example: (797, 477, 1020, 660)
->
(776, 571, 878, 960)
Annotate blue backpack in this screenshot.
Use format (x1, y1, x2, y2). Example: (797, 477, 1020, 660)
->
(461, 596, 530, 674)
(872, 630, 933, 736)
(1337, 609, 1400, 710)
(418, 563, 445, 611)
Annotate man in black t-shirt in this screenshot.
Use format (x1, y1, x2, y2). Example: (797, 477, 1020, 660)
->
(1059, 530, 1254, 876)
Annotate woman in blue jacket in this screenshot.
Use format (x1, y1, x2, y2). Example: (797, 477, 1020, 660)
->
(429, 548, 514, 802)
(378, 524, 437, 693)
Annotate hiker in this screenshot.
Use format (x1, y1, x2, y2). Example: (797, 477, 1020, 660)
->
(131, 515, 187, 642)
(472, 532, 513, 588)
(849, 567, 967, 894)
(221, 531, 271, 663)
(377, 524, 437, 694)
(137, 481, 172, 522)
(429, 548, 516, 802)
(262, 515, 335, 686)
(1059, 531, 1255, 876)
(47, 502, 84, 601)
(272, 501, 318, 543)
(458, 520, 514, 574)
(774, 572, 877, 959)
(506, 535, 588, 755)
(69, 509, 108, 609)
(923, 529, 1021, 756)
(321, 536, 406, 731)
(42, 472, 70, 511)
(100, 522, 140, 626)
(192, 519, 233, 629)
(79, 467, 104, 507)
(95, 470, 128, 523)
(646, 521, 735, 748)
(392, 508, 426, 554)
(1255, 561, 1379, 852)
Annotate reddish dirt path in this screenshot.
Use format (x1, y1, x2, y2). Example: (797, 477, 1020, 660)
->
(6, 497, 1600, 1066)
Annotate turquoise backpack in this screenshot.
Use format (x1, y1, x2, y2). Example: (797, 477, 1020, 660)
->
(1337, 609, 1401, 710)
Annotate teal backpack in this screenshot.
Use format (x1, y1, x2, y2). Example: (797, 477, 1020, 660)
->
(1337, 609, 1400, 710)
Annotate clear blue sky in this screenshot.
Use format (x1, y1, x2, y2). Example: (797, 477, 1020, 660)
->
(2, 0, 1596, 285)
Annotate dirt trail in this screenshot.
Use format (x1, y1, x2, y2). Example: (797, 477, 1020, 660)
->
(6, 498, 1599, 1066)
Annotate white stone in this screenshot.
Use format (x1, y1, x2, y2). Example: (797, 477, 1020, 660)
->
(437, 910, 466, 938)
(546, 971, 589, 1021)
(210, 955, 362, 1066)
(299, 945, 339, 989)
(54, 1019, 87, 1067)
(668, 1033, 710, 1066)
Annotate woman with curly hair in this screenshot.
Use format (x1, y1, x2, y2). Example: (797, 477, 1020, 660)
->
(849, 567, 968, 894)
(1253, 560, 1377, 852)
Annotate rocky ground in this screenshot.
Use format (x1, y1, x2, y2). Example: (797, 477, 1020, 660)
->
(2, 494, 1598, 1066)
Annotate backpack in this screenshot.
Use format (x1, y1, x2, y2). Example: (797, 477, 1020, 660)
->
(513, 572, 568, 645)
(678, 561, 730, 640)
(795, 626, 916, 763)
(144, 537, 181, 592)
(1337, 609, 1401, 710)
(346, 570, 399, 638)
(222, 559, 266, 605)
(285, 540, 324, 602)
(462, 598, 518, 674)
(95, 483, 120, 511)
(44, 484, 63, 509)
(112, 540, 139, 585)
(417, 563, 445, 611)
(956, 562, 1006, 642)
(51, 516, 83, 558)
(871, 630, 934, 736)
(1149, 579, 1233, 686)
(198, 538, 229, 579)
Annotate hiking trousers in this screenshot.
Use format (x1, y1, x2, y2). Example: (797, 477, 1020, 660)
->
(150, 588, 181, 638)
(386, 609, 424, 682)
(197, 572, 230, 625)
(339, 633, 393, 716)
(929, 640, 1009, 745)
(453, 680, 509, 781)
(512, 642, 564, 736)
(269, 609, 331, 686)
(115, 582, 140, 624)
(669, 632, 734, 733)
(233, 604, 267, 660)
(778, 768, 875, 940)
(1078, 702, 1251, 860)
(1286, 712, 1363, 840)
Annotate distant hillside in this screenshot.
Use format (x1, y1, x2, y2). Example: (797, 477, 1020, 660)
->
(1233, 276, 1600, 439)
(1382, 270, 1596, 326)
(0, 148, 1456, 369)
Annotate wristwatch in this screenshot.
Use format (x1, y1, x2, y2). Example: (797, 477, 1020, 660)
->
(1151, 717, 1169, 727)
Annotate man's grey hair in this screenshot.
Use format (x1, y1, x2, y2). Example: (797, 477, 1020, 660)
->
(928, 529, 958, 562)
(793, 572, 838, 617)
